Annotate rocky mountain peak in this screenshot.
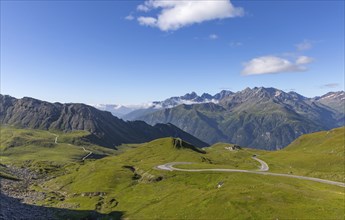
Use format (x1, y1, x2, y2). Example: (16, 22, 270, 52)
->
(181, 92, 198, 100)
(312, 91, 345, 113)
(318, 91, 345, 100)
(200, 93, 213, 100)
(213, 90, 233, 100)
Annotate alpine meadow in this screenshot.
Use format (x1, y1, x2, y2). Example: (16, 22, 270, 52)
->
(0, 1, 344, 220)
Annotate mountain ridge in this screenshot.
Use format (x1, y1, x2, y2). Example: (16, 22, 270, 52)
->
(0, 94, 208, 148)
(93, 88, 344, 121)
(135, 87, 344, 150)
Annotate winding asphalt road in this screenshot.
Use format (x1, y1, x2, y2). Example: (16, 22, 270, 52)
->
(155, 157, 345, 188)
(252, 156, 269, 171)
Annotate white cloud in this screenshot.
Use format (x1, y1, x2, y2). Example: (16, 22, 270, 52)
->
(209, 34, 218, 40)
(137, 4, 150, 12)
(125, 15, 135, 20)
(136, 0, 244, 31)
(296, 40, 312, 51)
(138, 16, 157, 27)
(296, 56, 313, 64)
(241, 55, 314, 75)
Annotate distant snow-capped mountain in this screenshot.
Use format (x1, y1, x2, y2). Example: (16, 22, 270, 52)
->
(152, 91, 222, 108)
(94, 89, 345, 121)
(136, 87, 345, 150)
(93, 90, 233, 119)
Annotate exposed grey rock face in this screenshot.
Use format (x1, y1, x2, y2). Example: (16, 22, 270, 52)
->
(312, 91, 345, 113)
(137, 87, 345, 150)
(0, 95, 208, 148)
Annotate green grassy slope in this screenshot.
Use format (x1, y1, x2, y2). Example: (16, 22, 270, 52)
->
(0, 126, 117, 167)
(42, 138, 206, 193)
(260, 126, 345, 182)
(178, 127, 345, 182)
(175, 143, 262, 170)
(1, 127, 344, 219)
(39, 136, 344, 219)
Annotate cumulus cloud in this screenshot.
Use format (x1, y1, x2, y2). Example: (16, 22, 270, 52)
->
(209, 34, 218, 40)
(241, 55, 313, 75)
(296, 40, 313, 51)
(136, 0, 244, 31)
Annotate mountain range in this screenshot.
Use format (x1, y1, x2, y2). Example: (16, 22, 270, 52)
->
(92, 90, 233, 119)
(2, 87, 344, 150)
(131, 87, 344, 150)
(0, 95, 208, 148)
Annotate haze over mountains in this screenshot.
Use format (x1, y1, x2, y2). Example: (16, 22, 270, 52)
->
(95, 87, 344, 150)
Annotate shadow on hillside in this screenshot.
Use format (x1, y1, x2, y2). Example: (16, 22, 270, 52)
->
(0, 193, 124, 220)
(87, 154, 109, 160)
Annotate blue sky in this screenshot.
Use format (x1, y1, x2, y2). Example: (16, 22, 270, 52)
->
(1, 0, 344, 104)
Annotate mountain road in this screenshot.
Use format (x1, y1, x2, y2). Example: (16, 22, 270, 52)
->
(155, 157, 345, 188)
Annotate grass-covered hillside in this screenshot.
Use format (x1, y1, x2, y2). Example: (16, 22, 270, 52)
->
(260, 126, 345, 182)
(1, 127, 344, 219)
(180, 127, 345, 182)
(0, 126, 117, 174)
